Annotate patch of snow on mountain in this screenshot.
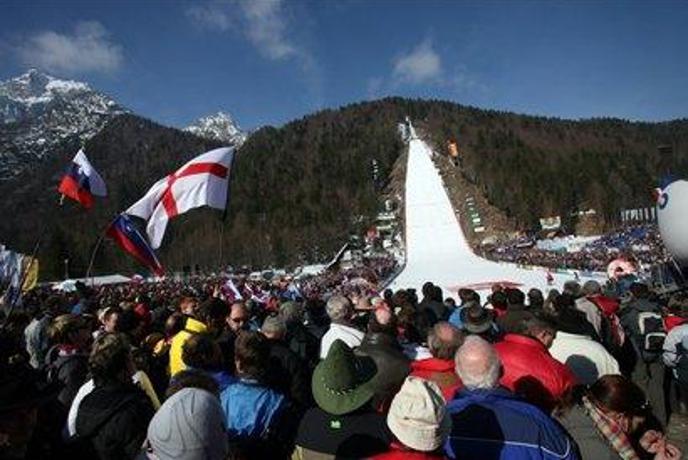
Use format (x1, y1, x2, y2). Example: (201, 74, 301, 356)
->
(185, 111, 247, 147)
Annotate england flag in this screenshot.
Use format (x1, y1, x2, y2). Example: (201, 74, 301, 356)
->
(126, 147, 234, 249)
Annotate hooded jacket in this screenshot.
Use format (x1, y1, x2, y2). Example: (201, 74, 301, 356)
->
(169, 316, 207, 376)
(75, 382, 155, 460)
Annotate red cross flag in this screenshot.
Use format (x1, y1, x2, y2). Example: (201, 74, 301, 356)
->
(126, 147, 234, 249)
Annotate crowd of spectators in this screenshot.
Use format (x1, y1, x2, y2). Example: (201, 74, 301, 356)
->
(2, 264, 688, 459)
(483, 224, 671, 273)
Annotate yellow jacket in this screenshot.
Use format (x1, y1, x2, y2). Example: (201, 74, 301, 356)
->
(169, 317, 207, 376)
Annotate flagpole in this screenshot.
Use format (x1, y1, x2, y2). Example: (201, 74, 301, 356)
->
(85, 215, 118, 286)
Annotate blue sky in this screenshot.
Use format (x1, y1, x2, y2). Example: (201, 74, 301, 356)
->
(1, 1, 686, 130)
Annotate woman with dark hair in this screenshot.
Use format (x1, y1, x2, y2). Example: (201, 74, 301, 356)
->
(74, 333, 155, 460)
(558, 375, 681, 459)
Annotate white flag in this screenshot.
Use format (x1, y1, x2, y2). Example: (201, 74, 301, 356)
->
(126, 147, 234, 249)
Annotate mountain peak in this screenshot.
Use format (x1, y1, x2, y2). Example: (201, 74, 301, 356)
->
(185, 111, 247, 147)
(0, 69, 127, 180)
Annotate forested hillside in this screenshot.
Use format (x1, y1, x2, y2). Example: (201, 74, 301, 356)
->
(1, 98, 687, 280)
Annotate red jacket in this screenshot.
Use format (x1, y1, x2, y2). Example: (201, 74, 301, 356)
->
(410, 357, 462, 400)
(369, 441, 447, 459)
(494, 334, 577, 412)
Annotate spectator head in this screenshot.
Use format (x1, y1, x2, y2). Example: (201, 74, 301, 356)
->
(491, 283, 504, 294)
(167, 369, 219, 398)
(101, 306, 121, 333)
(304, 298, 327, 321)
(517, 317, 556, 349)
(386, 376, 451, 452)
(326, 295, 353, 324)
(234, 331, 270, 382)
(444, 298, 457, 309)
(182, 333, 222, 372)
(427, 322, 464, 360)
(630, 282, 650, 300)
(563, 281, 581, 298)
(48, 314, 91, 349)
(179, 296, 198, 316)
(667, 292, 688, 317)
(582, 281, 602, 297)
(588, 375, 649, 433)
(431, 285, 443, 302)
(146, 387, 228, 460)
(367, 307, 396, 336)
(460, 304, 494, 335)
(227, 302, 250, 333)
(89, 333, 134, 387)
(383, 289, 394, 303)
(312, 340, 377, 415)
(280, 301, 304, 326)
(422, 282, 435, 299)
(165, 312, 186, 339)
(454, 336, 501, 390)
(261, 315, 287, 341)
(197, 298, 228, 333)
(544, 289, 560, 313)
(527, 289, 544, 310)
(490, 291, 508, 311)
(553, 293, 576, 313)
(506, 289, 526, 310)
(458, 289, 479, 305)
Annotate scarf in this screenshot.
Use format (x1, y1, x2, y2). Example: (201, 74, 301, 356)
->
(582, 396, 640, 460)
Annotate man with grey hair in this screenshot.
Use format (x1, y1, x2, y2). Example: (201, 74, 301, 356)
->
(319, 295, 364, 359)
(262, 315, 311, 407)
(444, 336, 579, 460)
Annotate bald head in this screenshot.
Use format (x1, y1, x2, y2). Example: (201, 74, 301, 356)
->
(427, 322, 463, 360)
(454, 336, 501, 390)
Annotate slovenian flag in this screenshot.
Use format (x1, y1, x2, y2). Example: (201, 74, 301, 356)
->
(58, 149, 107, 208)
(106, 214, 164, 276)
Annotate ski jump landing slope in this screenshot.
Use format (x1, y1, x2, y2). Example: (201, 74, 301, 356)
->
(388, 130, 601, 297)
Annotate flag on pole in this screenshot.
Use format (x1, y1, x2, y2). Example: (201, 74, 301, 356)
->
(126, 147, 234, 249)
(57, 149, 108, 208)
(106, 214, 164, 276)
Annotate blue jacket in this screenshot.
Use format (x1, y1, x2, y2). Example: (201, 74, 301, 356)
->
(448, 307, 465, 329)
(220, 378, 286, 440)
(445, 388, 579, 460)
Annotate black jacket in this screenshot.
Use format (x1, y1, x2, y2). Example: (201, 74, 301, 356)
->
(268, 339, 313, 408)
(419, 298, 449, 325)
(44, 346, 89, 411)
(75, 382, 154, 460)
(355, 332, 411, 408)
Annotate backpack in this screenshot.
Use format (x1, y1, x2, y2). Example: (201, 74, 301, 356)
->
(636, 312, 666, 362)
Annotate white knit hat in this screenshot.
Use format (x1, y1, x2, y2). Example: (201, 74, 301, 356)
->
(386, 376, 452, 452)
(147, 388, 228, 460)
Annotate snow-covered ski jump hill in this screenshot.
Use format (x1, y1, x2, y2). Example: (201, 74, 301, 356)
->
(388, 124, 604, 297)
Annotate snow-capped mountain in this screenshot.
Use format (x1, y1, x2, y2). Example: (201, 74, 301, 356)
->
(185, 111, 247, 147)
(0, 69, 127, 180)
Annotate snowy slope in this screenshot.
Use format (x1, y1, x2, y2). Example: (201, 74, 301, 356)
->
(389, 125, 604, 297)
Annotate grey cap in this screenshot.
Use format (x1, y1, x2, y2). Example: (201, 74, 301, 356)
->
(147, 388, 228, 460)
